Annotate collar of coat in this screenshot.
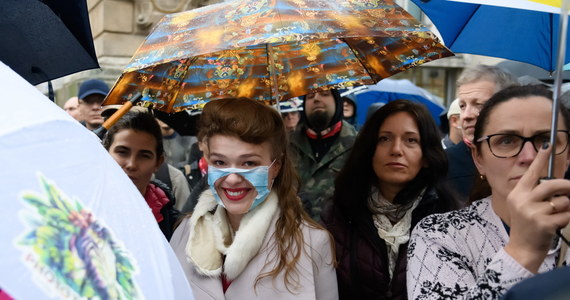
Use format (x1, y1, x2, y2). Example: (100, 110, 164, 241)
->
(291, 120, 357, 163)
(184, 189, 279, 280)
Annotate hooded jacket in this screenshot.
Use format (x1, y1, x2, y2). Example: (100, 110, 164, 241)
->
(290, 89, 357, 221)
(300, 89, 344, 131)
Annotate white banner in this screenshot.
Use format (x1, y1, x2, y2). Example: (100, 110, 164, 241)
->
(0, 62, 193, 300)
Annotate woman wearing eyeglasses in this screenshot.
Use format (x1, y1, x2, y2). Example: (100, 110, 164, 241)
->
(407, 85, 570, 300)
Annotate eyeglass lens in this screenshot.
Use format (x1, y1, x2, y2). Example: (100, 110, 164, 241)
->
(488, 131, 569, 157)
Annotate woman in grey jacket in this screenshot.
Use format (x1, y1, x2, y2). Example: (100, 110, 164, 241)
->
(170, 98, 338, 300)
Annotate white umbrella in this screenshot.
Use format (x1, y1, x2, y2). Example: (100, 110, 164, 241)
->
(0, 62, 193, 299)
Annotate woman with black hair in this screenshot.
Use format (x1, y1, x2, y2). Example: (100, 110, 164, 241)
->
(321, 100, 458, 300)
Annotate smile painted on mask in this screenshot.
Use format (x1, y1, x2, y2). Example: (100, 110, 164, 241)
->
(207, 160, 276, 211)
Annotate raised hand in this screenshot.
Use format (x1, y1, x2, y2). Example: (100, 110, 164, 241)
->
(504, 143, 570, 273)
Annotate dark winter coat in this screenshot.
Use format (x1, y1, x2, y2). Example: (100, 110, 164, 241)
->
(321, 187, 445, 300)
(445, 140, 477, 203)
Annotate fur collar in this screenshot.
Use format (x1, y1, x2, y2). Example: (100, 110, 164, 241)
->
(185, 189, 279, 280)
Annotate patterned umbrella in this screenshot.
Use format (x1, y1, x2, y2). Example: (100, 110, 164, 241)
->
(104, 0, 453, 113)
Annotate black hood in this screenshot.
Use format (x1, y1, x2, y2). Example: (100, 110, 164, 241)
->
(300, 88, 344, 130)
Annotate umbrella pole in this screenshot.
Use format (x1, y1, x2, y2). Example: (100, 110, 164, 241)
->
(266, 44, 281, 112)
(548, 0, 570, 178)
(93, 92, 142, 139)
(47, 81, 54, 102)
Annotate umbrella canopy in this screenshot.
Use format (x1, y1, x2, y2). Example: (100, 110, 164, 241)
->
(496, 59, 570, 84)
(41, 0, 99, 65)
(104, 0, 453, 113)
(154, 110, 200, 136)
(0, 0, 99, 85)
(0, 62, 192, 299)
(411, 0, 569, 72)
(414, 0, 570, 177)
(449, 0, 565, 13)
(346, 78, 444, 126)
(101, 104, 200, 136)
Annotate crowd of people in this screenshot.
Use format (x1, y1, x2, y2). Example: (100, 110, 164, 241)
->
(57, 64, 569, 299)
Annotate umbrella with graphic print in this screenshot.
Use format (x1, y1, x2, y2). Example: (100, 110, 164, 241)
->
(103, 0, 453, 114)
(0, 61, 193, 300)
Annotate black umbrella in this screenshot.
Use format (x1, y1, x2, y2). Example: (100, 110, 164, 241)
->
(41, 0, 99, 64)
(0, 0, 99, 86)
(100, 102, 200, 137)
(153, 110, 200, 136)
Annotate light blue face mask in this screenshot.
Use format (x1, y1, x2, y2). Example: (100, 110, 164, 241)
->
(207, 160, 276, 211)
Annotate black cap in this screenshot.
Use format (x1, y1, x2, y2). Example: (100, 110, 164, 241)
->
(78, 79, 109, 99)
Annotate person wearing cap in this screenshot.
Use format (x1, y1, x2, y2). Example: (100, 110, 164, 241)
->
(441, 98, 462, 149)
(78, 79, 110, 131)
(276, 98, 303, 132)
(290, 89, 357, 221)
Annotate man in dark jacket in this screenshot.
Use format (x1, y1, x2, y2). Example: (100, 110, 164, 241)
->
(446, 65, 517, 203)
(289, 89, 356, 221)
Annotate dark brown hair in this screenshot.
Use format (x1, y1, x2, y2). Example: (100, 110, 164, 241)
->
(470, 84, 570, 202)
(198, 98, 331, 291)
(334, 99, 458, 217)
(102, 111, 164, 158)
(474, 85, 570, 150)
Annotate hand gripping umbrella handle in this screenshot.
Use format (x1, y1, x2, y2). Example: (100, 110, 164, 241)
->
(93, 92, 142, 139)
(539, 177, 570, 247)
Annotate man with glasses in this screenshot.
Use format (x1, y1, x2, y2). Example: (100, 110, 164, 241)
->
(77, 79, 109, 131)
(446, 65, 518, 203)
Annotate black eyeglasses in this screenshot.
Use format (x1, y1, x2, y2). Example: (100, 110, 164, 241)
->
(476, 130, 570, 158)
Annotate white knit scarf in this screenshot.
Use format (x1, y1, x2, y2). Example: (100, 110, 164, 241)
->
(184, 189, 279, 280)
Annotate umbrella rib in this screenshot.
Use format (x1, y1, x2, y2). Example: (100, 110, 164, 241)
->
(416, 3, 482, 48)
(551, 12, 555, 70)
(266, 43, 280, 106)
(166, 56, 198, 113)
(448, 5, 482, 48)
(340, 38, 376, 81)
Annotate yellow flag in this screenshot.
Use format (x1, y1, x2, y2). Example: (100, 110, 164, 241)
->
(530, 0, 561, 8)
